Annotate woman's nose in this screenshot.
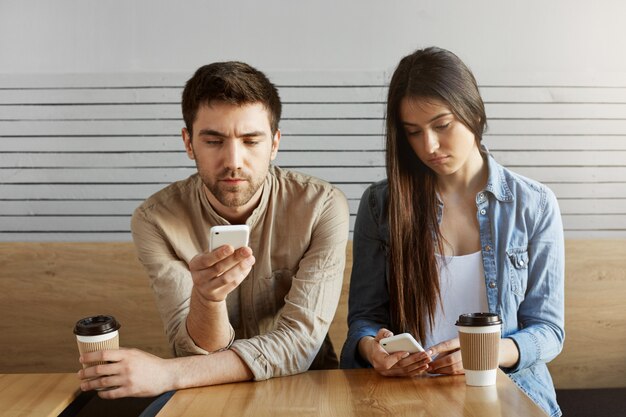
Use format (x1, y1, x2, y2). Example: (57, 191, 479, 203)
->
(424, 130, 440, 154)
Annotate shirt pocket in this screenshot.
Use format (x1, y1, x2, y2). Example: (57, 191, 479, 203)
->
(254, 269, 294, 326)
(506, 247, 529, 298)
(255, 269, 295, 330)
(265, 268, 294, 292)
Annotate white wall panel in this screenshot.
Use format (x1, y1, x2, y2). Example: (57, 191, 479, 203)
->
(2, 76, 626, 240)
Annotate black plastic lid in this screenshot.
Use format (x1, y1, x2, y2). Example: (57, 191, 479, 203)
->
(455, 312, 502, 326)
(73, 315, 121, 336)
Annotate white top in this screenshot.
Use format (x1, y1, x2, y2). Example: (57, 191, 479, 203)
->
(422, 251, 489, 350)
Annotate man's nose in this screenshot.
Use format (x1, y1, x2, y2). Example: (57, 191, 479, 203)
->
(224, 141, 243, 170)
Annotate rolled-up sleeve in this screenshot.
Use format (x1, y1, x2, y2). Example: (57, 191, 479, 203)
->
(340, 185, 390, 369)
(507, 187, 565, 372)
(130, 207, 209, 357)
(230, 187, 350, 380)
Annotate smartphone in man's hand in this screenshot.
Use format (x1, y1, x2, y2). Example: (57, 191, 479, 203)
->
(209, 225, 250, 251)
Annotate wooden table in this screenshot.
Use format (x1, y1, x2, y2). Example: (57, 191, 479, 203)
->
(156, 369, 547, 417)
(0, 373, 80, 417)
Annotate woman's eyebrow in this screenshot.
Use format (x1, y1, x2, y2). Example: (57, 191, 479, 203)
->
(402, 112, 452, 127)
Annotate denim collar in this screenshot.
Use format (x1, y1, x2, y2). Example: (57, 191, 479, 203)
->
(434, 147, 514, 207)
(483, 149, 514, 203)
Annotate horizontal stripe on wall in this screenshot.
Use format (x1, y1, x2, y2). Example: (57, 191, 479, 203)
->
(3, 103, 626, 120)
(3, 85, 626, 104)
(2, 118, 626, 136)
(2, 151, 626, 169)
(3, 135, 626, 152)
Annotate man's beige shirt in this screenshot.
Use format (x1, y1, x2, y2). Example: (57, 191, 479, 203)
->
(131, 166, 349, 380)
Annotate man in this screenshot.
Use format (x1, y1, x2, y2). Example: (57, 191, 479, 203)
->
(78, 62, 349, 398)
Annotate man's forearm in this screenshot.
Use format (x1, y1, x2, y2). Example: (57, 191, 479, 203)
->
(168, 349, 254, 389)
(186, 288, 233, 351)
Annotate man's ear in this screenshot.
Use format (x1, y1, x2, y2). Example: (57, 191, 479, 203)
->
(182, 128, 195, 160)
(270, 129, 281, 161)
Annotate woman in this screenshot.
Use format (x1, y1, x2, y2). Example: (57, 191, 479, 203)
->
(340, 47, 564, 417)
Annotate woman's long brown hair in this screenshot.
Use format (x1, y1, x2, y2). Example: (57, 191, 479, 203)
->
(385, 47, 487, 343)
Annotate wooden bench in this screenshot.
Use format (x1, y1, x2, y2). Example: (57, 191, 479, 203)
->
(0, 240, 624, 390)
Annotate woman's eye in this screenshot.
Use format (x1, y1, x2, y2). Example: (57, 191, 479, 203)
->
(406, 131, 421, 137)
(435, 122, 451, 130)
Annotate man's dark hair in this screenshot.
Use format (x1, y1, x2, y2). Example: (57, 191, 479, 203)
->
(182, 61, 282, 136)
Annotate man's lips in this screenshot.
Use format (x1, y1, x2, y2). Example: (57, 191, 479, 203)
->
(219, 177, 250, 188)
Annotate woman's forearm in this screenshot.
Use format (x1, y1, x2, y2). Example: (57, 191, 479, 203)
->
(499, 337, 520, 368)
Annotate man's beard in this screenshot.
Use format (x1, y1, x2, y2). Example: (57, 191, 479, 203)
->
(199, 168, 265, 208)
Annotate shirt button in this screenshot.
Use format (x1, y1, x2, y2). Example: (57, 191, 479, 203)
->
(519, 260, 525, 267)
(485, 245, 492, 251)
(488, 281, 497, 289)
(479, 193, 485, 199)
(480, 209, 486, 215)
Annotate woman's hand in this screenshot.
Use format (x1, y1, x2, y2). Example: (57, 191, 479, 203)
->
(426, 338, 464, 375)
(427, 337, 521, 374)
(358, 329, 432, 377)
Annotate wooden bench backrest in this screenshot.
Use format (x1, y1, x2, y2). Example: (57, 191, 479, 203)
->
(0, 240, 623, 389)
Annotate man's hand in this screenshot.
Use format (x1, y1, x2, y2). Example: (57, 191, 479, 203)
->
(426, 338, 464, 375)
(77, 348, 175, 399)
(359, 329, 432, 377)
(187, 244, 255, 351)
(78, 348, 253, 399)
(189, 245, 255, 303)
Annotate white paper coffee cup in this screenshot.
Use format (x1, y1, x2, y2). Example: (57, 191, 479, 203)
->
(456, 313, 502, 386)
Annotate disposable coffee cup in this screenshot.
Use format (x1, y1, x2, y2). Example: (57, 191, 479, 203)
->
(456, 313, 502, 386)
(74, 315, 121, 369)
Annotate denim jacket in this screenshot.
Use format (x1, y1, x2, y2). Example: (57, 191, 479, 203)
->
(340, 154, 565, 417)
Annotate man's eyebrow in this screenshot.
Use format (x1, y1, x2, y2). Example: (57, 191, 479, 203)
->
(402, 112, 452, 127)
(240, 131, 266, 137)
(197, 129, 227, 137)
(196, 129, 266, 138)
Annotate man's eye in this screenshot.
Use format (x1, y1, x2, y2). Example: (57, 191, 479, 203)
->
(244, 140, 260, 145)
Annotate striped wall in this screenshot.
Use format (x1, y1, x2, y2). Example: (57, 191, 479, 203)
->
(1, 73, 625, 241)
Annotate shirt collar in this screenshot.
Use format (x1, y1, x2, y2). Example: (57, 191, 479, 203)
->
(483, 147, 514, 202)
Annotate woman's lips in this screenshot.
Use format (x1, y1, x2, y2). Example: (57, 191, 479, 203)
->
(428, 155, 450, 165)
